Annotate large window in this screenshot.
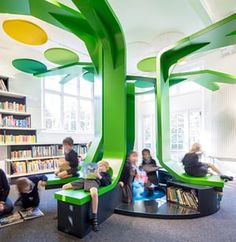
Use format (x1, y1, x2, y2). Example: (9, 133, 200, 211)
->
(43, 76, 94, 133)
(142, 114, 155, 151)
(170, 110, 201, 161)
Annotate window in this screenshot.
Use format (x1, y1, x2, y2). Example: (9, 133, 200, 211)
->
(170, 110, 201, 161)
(43, 75, 94, 133)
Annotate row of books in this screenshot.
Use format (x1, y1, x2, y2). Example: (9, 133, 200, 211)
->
(12, 159, 60, 174)
(0, 79, 7, 92)
(73, 144, 88, 154)
(0, 114, 31, 128)
(11, 150, 32, 159)
(5, 135, 36, 144)
(0, 134, 3, 143)
(167, 186, 198, 210)
(0, 101, 26, 112)
(32, 145, 63, 158)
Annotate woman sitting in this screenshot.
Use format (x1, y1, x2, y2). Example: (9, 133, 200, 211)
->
(0, 169, 13, 217)
(182, 143, 233, 181)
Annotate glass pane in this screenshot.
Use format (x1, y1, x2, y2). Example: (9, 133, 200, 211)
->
(45, 93, 61, 129)
(64, 78, 78, 95)
(80, 78, 93, 98)
(44, 76, 62, 92)
(79, 100, 93, 132)
(64, 96, 78, 131)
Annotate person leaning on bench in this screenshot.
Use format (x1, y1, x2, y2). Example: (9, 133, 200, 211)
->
(62, 160, 111, 232)
(55, 137, 79, 179)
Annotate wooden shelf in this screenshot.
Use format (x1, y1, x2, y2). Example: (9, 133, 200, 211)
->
(7, 170, 55, 178)
(0, 109, 30, 116)
(0, 143, 37, 146)
(0, 91, 26, 98)
(0, 127, 35, 131)
(6, 155, 64, 162)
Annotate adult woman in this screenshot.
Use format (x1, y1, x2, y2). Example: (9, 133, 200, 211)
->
(182, 143, 233, 181)
(0, 169, 13, 217)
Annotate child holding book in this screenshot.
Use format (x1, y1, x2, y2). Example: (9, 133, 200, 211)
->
(62, 160, 111, 232)
(55, 137, 79, 179)
(119, 151, 138, 203)
(15, 174, 48, 209)
(0, 169, 13, 217)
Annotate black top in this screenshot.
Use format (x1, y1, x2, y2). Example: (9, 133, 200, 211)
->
(142, 158, 157, 167)
(20, 174, 48, 209)
(96, 172, 111, 186)
(182, 152, 204, 170)
(0, 169, 10, 202)
(65, 149, 79, 169)
(120, 161, 136, 185)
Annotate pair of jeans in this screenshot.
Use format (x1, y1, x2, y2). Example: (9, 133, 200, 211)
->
(0, 197, 14, 217)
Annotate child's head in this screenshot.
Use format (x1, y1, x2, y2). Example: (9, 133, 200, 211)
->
(98, 160, 110, 172)
(16, 177, 32, 193)
(127, 151, 138, 164)
(63, 137, 74, 153)
(190, 143, 201, 153)
(142, 148, 151, 160)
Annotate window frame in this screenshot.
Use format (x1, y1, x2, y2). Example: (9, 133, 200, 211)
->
(42, 76, 94, 134)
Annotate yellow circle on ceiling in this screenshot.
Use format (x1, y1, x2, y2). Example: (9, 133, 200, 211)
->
(3, 19, 48, 45)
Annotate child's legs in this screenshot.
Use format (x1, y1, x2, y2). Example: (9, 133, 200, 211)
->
(57, 170, 72, 179)
(90, 187, 98, 214)
(207, 163, 222, 175)
(62, 183, 73, 190)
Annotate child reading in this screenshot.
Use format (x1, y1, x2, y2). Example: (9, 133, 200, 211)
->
(55, 137, 79, 179)
(15, 175, 48, 209)
(62, 160, 111, 232)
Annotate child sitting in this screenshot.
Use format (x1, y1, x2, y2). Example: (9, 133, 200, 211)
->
(55, 137, 79, 179)
(15, 174, 48, 209)
(62, 160, 111, 232)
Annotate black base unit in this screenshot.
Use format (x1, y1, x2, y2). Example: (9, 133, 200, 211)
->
(57, 185, 122, 238)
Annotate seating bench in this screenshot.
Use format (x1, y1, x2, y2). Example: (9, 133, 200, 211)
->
(163, 161, 224, 188)
(45, 173, 80, 189)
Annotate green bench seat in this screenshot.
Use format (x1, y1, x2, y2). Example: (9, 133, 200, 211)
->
(46, 173, 80, 189)
(163, 161, 224, 188)
(54, 178, 116, 205)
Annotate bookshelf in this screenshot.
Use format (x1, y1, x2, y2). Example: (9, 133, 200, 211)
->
(166, 180, 219, 216)
(0, 90, 37, 146)
(5, 143, 88, 178)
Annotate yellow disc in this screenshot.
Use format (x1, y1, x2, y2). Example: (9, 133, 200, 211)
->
(3, 19, 48, 45)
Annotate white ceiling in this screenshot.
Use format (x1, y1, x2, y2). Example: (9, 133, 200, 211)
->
(0, 0, 236, 78)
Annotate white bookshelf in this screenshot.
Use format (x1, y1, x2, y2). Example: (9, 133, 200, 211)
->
(0, 91, 26, 98)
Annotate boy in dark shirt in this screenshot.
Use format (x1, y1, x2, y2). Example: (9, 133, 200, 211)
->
(55, 137, 79, 179)
(62, 160, 112, 232)
(15, 174, 48, 209)
(0, 169, 13, 217)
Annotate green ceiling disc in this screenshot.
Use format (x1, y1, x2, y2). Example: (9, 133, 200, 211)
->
(137, 57, 156, 72)
(12, 58, 47, 74)
(82, 71, 94, 82)
(135, 80, 155, 88)
(44, 48, 79, 65)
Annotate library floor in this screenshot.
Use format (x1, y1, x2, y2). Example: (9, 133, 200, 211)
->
(1, 161, 236, 242)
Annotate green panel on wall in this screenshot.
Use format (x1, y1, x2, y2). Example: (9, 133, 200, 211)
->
(12, 58, 47, 74)
(44, 47, 79, 65)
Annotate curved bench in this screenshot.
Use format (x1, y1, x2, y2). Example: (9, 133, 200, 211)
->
(162, 161, 224, 188)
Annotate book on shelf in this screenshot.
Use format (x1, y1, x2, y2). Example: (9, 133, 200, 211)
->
(32, 145, 63, 158)
(0, 208, 44, 228)
(5, 135, 36, 144)
(0, 79, 8, 92)
(0, 101, 25, 113)
(167, 186, 198, 210)
(0, 114, 31, 128)
(73, 144, 87, 155)
(0, 134, 4, 144)
(11, 150, 32, 159)
(10, 158, 60, 175)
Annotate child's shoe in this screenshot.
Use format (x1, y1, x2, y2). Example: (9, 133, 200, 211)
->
(92, 213, 99, 232)
(220, 175, 234, 181)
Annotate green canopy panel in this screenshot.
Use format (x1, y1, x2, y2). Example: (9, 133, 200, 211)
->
(82, 71, 94, 82)
(12, 58, 47, 74)
(44, 47, 79, 65)
(137, 56, 156, 72)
